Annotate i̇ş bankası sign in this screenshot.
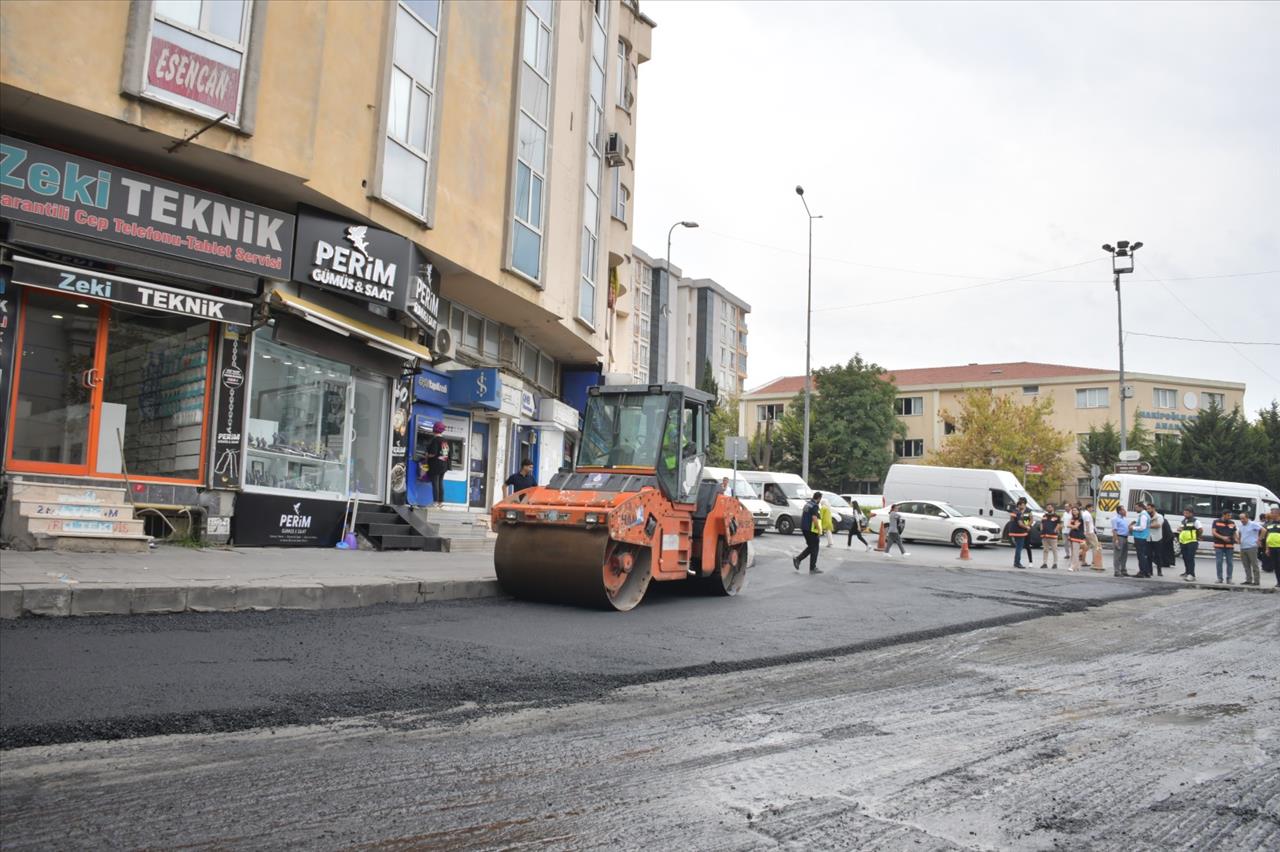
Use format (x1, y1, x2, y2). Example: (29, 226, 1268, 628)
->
(0, 135, 294, 278)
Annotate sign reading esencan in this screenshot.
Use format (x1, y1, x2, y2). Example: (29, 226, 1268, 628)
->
(147, 36, 242, 117)
(0, 135, 294, 278)
(291, 206, 442, 337)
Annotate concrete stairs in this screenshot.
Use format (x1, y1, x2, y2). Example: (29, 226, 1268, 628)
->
(1, 479, 151, 552)
(430, 512, 497, 554)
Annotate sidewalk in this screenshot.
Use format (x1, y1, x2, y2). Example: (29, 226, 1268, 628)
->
(0, 546, 500, 618)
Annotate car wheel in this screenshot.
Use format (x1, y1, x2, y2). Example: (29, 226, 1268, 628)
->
(776, 516, 795, 535)
(951, 529, 970, 548)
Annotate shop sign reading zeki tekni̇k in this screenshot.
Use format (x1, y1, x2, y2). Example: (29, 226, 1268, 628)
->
(291, 206, 441, 337)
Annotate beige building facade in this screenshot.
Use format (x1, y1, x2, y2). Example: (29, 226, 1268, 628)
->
(742, 362, 1246, 503)
(1, 0, 654, 543)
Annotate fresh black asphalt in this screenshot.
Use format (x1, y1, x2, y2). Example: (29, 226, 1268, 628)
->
(0, 550, 1171, 749)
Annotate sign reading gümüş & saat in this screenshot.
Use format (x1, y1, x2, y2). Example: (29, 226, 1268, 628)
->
(0, 136, 294, 278)
(232, 493, 347, 546)
(291, 206, 441, 335)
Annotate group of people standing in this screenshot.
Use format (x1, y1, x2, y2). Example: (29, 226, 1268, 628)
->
(1008, 498, 1101, 571)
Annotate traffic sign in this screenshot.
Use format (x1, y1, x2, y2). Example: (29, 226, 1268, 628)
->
(1024, 463, 1044, 474)
(1118, 450, 1141, 462)
(724, 435, 748, 462)
(1115, 461, 1151, 474)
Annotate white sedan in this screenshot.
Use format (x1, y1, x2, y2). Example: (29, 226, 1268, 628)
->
(867, 500, 1004, 548)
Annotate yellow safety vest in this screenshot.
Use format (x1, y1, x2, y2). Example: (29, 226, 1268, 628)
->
(1178, 520, 1199, 544)
(1266, 521, 1280, 548)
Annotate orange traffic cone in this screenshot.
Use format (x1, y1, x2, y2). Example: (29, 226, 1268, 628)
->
(958, 535, 971, 561)
(1092, 544, 1103, 570)
(876, 523, 887, 552)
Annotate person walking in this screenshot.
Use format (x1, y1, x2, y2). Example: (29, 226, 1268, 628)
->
(1131, 503, 1152, 577)
(1010, 497, 1032, 569)
(1082, 502, 1103, 571)
(503, 458, 537, 496)
(1146, 503, 1166, 577)
(1263, 507, 1280, 588)
(1176, 507, 1202, 581)
(792, 491, 825, 574)
(1066, 507, 1086, 571)
(1237, 511, 1264, 586)
(883, 503, 909, 557)
(1111, 506, 1132, 577)
(846, 500, 871, 551)
(1038, 504, 1061, 569)
(819, 496, 835, 548)
(1211, 508, 1238, 583)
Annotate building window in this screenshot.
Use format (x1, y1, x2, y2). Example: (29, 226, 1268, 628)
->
(1022, 385, 1039, 395)
(1077, 477, 1093, 499)
(611, 169, 629, 222)
(136, 0, 255, 126)
(440, 299, 499, 360)
(943, 420, 958, 436)
(757, 403, 785, 421)
(517, 338, 557, 394)
(1154, 387, 1176, 409)
(378, 0, 441, 220)
(894, 439, 925, 458)
(894, 396, 924, 416)
(577, 0, 608, 324)
(615, 38, 633, 110)
(1076, 387, 1109, 409)
(510, 0, 553, 281)
(1202, 392, 1225, 410)
(1154, 433, 1179, 447)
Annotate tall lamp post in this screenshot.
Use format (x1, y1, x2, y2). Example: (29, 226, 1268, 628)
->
(1102, 240, 1143, 453)
(666, 220, 699, 280)
(795, 186, 821, 483)
(664, 220, 697, 383)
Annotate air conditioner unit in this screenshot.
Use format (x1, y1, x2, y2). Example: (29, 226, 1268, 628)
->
(604, 132, 625, 167)
(432, 327, 457, 363)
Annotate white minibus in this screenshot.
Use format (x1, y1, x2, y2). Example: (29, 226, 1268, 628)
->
(1096, 474, 1280, 541)
(881, 464, 1042, 524)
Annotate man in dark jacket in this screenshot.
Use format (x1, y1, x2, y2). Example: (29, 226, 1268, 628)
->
(792, 491, 824, 574)
(424, 421, 450, 508)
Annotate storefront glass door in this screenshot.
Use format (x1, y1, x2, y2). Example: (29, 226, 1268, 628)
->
(6, 290, 106, 474)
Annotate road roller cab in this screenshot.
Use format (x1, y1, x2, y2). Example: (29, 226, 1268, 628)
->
(492, 383, 755, 610)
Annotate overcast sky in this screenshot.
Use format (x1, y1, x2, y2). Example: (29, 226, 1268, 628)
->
(631, 0, 1279, 415)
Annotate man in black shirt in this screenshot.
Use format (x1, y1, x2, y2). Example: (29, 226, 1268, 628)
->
(504, 459, 537, 495)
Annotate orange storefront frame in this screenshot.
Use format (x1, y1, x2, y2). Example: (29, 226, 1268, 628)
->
(4, 287, 218, 487)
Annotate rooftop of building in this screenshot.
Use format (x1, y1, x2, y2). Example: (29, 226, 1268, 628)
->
(744, 361, 1245, 398)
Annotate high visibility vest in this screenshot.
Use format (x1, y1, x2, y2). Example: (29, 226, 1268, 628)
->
(1266, 521, 1280, 549)
(1178, 520, 1199, 544)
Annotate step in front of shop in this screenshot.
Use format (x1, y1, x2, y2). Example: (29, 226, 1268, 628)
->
(430, 517, 496, 553)
(3, 480, 150, 553)
(354, 505, 444, 552)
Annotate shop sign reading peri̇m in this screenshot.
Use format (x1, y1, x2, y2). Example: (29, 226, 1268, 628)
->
(291, 207, 442, 335)
(0, 135, 294, 278)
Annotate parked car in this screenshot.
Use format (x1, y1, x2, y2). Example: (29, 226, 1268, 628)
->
(867, 500, 1004, 548)
(702, 466, 773, 534)
(882, 464, 1042, 525)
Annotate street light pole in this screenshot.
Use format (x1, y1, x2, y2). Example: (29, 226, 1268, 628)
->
(1102, 240, 1143, 454)
(665, 220, 698, 382)
(795, 187, 821, 483)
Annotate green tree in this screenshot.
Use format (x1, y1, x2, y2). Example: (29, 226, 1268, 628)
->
(698, 360, 719, 399)
(932, 389, 1074, 504)
(770, 355, 904, 489)
(1079, 421, 1121, 477)
(1126, 414, 1154, 460)
(1161, 401, 1266, 484)
(1253, 401, 1280, 498)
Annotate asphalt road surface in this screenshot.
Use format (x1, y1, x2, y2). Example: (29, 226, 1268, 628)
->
(2, 539, 1276, 850)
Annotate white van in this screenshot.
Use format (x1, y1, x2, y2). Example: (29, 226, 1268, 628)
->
(702, 466, 773, 534)
(1096, 474, 1280, 542)
(881, 464, 1042, 524)
(737, 471, 852, 535)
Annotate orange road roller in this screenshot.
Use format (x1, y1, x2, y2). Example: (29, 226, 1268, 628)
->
(492, 382, 755, 611)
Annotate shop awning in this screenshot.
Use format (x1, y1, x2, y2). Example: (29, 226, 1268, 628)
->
(271, 290, 431, 362)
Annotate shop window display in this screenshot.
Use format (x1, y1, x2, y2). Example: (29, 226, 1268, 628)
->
(245, 329, 388, 499)
(100, 308, 212, 480)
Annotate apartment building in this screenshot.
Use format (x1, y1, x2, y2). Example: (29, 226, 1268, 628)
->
(742, 362, 1246, 503)
(618, 248, 749, 399)
(0, 0, 654, 546)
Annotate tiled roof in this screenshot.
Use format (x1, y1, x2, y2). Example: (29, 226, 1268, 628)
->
(745, 362, 1111, 397)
